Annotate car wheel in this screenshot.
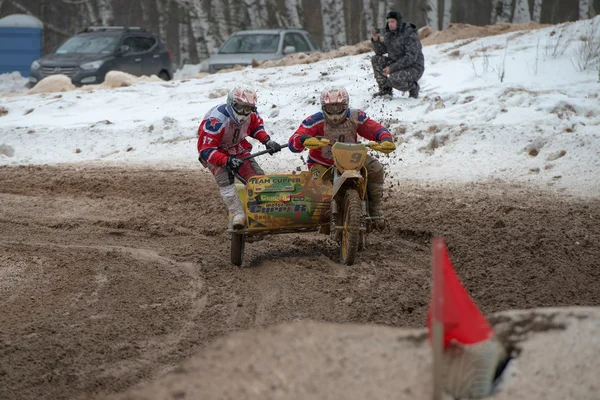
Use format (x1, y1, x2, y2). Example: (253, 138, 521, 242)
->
(158, 70, 170, 81)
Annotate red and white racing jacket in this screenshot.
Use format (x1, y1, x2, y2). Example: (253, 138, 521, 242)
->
(288, 108, 393, 166)
(197, 104, 271, 166)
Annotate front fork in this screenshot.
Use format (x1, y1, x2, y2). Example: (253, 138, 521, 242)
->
(330, 168, 368, 241)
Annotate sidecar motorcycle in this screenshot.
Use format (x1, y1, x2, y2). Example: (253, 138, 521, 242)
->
(228, 139, 390, 266)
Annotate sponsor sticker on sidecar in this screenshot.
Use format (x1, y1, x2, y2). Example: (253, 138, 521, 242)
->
(248, 176, 302, 193)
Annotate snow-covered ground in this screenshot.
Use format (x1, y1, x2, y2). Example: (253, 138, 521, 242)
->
(0, 71, 29, 94)
(1, 17, 599, 197)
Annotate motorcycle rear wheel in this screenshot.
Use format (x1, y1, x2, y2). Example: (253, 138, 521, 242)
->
(340, 189, 361, 265)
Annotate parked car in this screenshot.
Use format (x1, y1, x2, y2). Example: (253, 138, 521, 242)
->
(29, 26, 173, 87)
(200, 28, 320, 74)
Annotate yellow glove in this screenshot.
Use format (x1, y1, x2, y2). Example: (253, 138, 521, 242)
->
(379, 140, 396, 154)
(370, 140, 396, 154)
(304, 137, 330, 150)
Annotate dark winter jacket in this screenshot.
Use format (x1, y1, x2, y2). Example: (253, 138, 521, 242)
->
(372, 22, 425, 74)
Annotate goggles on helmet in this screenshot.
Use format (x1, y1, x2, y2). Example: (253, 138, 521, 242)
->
(232, 102, 256, 116)
(323, 103, 347, 115)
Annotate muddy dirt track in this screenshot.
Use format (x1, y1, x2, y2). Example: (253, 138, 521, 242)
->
(0, 165, 599, 400)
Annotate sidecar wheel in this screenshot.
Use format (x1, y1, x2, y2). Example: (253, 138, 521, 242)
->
(231, 232, 245, 266)
(340, 189, 361, 265)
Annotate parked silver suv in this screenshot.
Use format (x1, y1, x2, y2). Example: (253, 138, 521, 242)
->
(200, 28, 320, 73)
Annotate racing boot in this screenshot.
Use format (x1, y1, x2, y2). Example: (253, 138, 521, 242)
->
(408, 81, 420, 99)
(373, 87, 393, 99)
(367, 181, 386, 231)
(220, 184, 246, 230)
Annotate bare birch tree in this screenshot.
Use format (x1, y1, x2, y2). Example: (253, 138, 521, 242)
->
(320, 0, 346, 50)
(532, 0, 543, 22)
(225, 0, 244, 29)
(442, 0, 452, 29)
(376, 0, 387, 27)
(139, 0, 150, 27)
(266, 0, 286, 26)
(97, 0, 113, 25)
(83, 0, 98, 24)
(243, 0, 260, 28)
(362, 0, 375, 36)
(426, 0, 439, 29)
(210, 0, 227, 44)
(491, 0, 513, 23)
(244, 0, 268, 28)
(579, 0, 590, 19)
(155, 0, 166, 39)
(179, 11, 191, 64)
(285, 0, 302, 27)
(513, 0, 531, 23)
(188, 1, 218, 60)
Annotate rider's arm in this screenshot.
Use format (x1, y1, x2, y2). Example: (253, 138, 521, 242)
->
(288, 113, 325, 152)
(247, 113, 271, 144)
(197, 118, 229, 166)
(356, 110, 393, 142)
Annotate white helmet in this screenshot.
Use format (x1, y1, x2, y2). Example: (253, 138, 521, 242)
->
(321, 86, 349, 125)
(227, 84, 257, 124)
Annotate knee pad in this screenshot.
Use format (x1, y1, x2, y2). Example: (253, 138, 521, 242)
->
(367, 160, 385, 184)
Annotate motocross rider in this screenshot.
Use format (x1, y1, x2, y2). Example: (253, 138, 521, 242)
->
(197, 84, 282, 229)
(288, 86, 396, 229)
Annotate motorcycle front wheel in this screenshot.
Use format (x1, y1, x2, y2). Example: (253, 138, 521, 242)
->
(340, 189, 361, 265)
(231, 232, 245, 266)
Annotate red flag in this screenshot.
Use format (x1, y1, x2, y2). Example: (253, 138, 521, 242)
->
(426, 239, 494, 348)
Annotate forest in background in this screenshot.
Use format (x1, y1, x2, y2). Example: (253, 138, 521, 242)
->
(0, 0, 598, 67)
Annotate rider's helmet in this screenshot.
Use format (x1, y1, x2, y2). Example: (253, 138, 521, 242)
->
(320, 86, 349, 125)
(227, 84, 258, 124)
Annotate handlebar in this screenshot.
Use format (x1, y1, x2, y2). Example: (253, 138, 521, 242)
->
(229, 142, 289, 185)
(303, 138, 388, 151)
(244, 142, 289, 161)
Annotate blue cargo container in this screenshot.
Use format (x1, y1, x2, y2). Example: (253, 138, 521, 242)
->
(0, 14, 43, 77)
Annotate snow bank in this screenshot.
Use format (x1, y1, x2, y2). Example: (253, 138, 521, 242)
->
(0, 71, 29, 96)
(26, 75, 75, 94)
(112, 307, 600, 400)
(421, 21, 550, 45)
(85, 71, 164, 90)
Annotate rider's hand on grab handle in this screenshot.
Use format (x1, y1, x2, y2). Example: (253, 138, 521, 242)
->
(304, 137, 330, 150)
(265, 140, 282, 155)
(226, 156, 244, 170)
(299, 134, 312, 144)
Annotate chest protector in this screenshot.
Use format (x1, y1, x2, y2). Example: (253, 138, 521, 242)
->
(320, 109, 359, 159)
(220, 118, 252, 155)
(202, 105, 252, 156)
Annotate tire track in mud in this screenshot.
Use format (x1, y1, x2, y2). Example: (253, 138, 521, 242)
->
(0, 240, 206, 399)
(0, 165, 599, 400)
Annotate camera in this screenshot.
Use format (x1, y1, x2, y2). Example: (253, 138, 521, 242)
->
(373, 27, 381, 34)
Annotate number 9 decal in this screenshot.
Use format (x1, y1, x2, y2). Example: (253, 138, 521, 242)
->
(350, 152, 363, 163)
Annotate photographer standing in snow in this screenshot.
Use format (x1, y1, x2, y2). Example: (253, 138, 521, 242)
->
(371, 11, 425, 99)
